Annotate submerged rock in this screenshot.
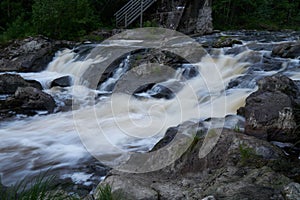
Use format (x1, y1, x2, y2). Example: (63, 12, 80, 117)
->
(243, 75, 300, 142)
(0, 73, 42, 94)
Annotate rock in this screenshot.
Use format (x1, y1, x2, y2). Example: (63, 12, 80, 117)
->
(283, 182, 300, 200)
(272, 42, 300, 59)
(213, 38, 243, 48)
(177, 0, 213, 35)
(243, 75, 300, 142)
(227, 74, 260, 89)
(1, 87, 56, 115)
(98, 125, 293, 200)
(0, 73, 42, 94)
(0, 36, 75, 72)
(50, 76, 72, 88)
(151, 126, 178, 151)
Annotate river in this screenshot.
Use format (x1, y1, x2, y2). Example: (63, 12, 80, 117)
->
(0, 29, 299, 189)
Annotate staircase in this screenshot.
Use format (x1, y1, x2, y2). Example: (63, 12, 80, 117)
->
(115, 0, 157, 28)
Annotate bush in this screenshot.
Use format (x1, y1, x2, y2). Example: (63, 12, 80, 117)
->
(32, 0, 99, 40)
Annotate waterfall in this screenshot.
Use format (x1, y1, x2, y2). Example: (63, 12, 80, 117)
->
(1, 29, 299, 186)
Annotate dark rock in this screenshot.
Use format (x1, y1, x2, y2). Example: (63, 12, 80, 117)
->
(0, 36, 75, 72)
(244, 75, 300, 142)
(2, 87, 56, 114)
(0, 74, 42, 94)
(257, 75, 299, 98)
(182, 65, 199, 79)
(213, 38, 243, 48)
(227, 74, 260, 89)
(151, 126, 178, 151)
(225, 45, 248, 55)
(272, 42, 300, 59)
(50, 76, 72, 88)
(149, 84, 175, 99)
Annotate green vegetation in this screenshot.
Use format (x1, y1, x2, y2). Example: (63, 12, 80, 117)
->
(238, 144, 266, 167)
(213, 0, 300, 30)
(96, 184, 124, 200)
(0, 174, 78, 200)
(1, 0, 299, 43)
(0, 0, 127, 42)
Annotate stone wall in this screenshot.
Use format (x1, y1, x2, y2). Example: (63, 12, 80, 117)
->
(154, 0, 213, 35)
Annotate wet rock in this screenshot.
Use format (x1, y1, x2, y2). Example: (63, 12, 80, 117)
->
(0, 36, 75, 72)
(272, 42, 300, 59)
(243, 75, 300, 142)
(182, 64, 199, 79)
(213, 38, 242, 48)
(2, 87, 56, 115)
(227, 74, 260, 89)
(225, 46, 248, 55)
(0, 73, 42, 94)
(151, 126, 178, 151)
(50, 76, 72, 88)
(283, 182, 300, 200)
(149, 84, 175, 99)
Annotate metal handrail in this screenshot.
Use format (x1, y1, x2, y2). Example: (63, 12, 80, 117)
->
(115, 0, 156, 27)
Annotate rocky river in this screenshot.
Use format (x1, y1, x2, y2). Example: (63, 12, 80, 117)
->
(0, 29, 300, 199)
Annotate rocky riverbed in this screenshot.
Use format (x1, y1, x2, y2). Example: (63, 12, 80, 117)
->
(0, 30, 300, 199)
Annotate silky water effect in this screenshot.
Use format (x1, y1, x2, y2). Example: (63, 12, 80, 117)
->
(1, 31, 299, 185)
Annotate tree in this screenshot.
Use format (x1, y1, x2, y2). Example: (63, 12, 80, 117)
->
(32, 0, 98, 39)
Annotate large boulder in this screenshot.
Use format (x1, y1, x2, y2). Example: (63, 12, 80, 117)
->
(243, 75, 300, 142)
(97, 123, 297, 200)
(1, 87, 56, 115)
(0, 73, 42, 94)
(272, 42, 300, 59)
(0, 36, 75, 72)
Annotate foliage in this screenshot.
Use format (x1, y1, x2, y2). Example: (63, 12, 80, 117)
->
(0, 0, 122, 42)
(238, 144, 265, 167)
(0, 174, 79, 200)
(0, 0, 300, 42)
(212, 0, 300, 30)
(96, 184, 124, 200)
(32, 0, 99, 39)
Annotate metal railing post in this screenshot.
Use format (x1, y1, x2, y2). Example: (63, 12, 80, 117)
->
(140, 0, 143, 28)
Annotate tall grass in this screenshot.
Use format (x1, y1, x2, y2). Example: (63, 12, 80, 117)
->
(0, 173, 79, 200)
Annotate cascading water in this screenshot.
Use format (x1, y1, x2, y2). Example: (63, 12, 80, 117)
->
(0, 30, 299, 187)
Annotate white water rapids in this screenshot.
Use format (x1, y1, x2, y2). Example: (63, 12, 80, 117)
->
(0, 30, 299, 186)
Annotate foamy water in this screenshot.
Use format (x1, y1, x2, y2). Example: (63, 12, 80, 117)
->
(1, 29, 299, 185)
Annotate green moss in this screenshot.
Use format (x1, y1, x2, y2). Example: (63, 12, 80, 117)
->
(239, 144, 265, 167)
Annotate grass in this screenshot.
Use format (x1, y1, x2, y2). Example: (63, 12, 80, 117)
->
(0, 173, 79, 200)
(238, 144, 265, 167)
(96, 184, 124, 200)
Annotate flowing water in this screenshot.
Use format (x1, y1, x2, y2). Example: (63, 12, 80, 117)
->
(0, 30, 299, 187)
